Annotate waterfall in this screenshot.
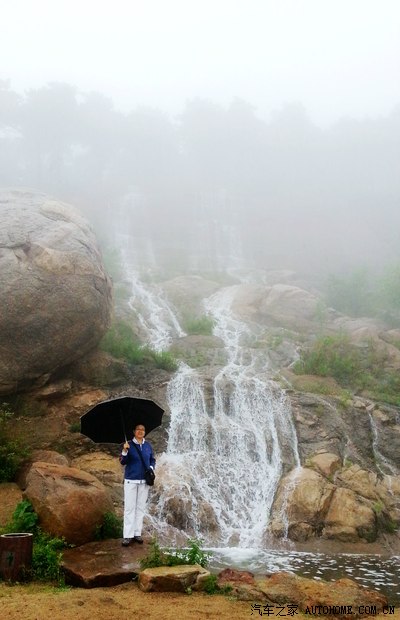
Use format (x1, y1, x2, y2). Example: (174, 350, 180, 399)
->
(114, 208, 300, 546)
(149, 284, 301, 547)
(204, 286, 300, 545)
(126, 275, 185, 352)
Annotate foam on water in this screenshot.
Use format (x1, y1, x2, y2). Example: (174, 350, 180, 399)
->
(209, 548, 400, 603)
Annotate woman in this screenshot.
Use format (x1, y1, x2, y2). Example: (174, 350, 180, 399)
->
(119, 423, 156, 546)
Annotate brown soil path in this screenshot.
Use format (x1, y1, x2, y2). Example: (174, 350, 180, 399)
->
(0, 581, 251, 620)
(1, 582, 399, 620)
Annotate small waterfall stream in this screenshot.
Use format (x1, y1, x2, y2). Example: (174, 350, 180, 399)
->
(368, 411, 397, 477)
(114, 209, 185, 351)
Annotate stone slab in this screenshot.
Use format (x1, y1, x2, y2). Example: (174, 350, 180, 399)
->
(61, 538, 150, 588)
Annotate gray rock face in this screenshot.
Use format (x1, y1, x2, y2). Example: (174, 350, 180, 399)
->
(0, 189, 113, 394)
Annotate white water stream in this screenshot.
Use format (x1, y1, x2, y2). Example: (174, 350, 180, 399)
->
(115, 209, 301, 544)
(114, 209, 185, 352)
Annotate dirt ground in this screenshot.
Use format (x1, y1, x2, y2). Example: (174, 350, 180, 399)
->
(0, 581, 252, 620)
(0, 582, 399, 620)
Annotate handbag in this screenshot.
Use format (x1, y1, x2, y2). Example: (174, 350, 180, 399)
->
(132, 442, 155, 486)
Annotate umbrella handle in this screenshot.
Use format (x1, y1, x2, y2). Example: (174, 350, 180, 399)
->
(121, 410, 127, 443)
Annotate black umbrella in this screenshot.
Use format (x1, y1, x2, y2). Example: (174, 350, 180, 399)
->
(80, 396, 164, 444)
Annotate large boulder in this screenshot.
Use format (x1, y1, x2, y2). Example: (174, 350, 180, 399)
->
(270, 467, 335, 541)
(71, 452, 124, 510)
(323, 487, 377, 542)
(0, 189, 113, 394)
(23, 461, 113, 545)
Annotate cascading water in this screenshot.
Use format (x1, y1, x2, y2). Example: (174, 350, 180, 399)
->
(150, 284, 301, 548)
(204, 286, 300, 546)
(112, 208, 302, 546)
(114, 206, 185, 351)
(368, 411, 397, 476)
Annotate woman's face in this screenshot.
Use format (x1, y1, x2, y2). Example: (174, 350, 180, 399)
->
(134, 425, 146, 441)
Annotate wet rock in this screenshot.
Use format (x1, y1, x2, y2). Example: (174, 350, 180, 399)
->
(270, 468, 335, 540)
(17, 450, 70, 489)
(323, 487, 377, 542)
(71, 452, 123, 486)
(161, 275, 222, 317)
(150, 462, 220, 537)
(71, 452, 124, 510)
(336, 465, 381, 501)
(33, 380, 73, 400)
(308, 452, 342, 478)
(217, 568, 268, 602)
(138, 564, 210, 592)
(255, 571, 388, 618)
(216, 569, 388, 616)
(66, 350, 132, 387)
(24, 461, 113, 545)
(288, 522, 314, 541)
(62, 538, 149, 587)
(170, 334, 226, 368)
(257, 284, 325, 331)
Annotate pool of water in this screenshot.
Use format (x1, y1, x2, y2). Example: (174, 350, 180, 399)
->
(209, 547, 400, 604)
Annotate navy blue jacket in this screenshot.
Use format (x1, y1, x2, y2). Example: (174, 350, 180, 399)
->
(120, 439, 156, 480)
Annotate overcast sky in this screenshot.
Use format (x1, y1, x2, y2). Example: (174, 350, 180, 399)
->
(2, 0, 400, 126)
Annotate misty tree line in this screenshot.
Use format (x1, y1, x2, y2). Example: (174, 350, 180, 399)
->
(1, 79, 400, 276)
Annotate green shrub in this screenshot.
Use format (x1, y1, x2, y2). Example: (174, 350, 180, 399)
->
(94, 512, 123, 540)
(183, 315, 215, 336)
(149, 350, 178, 371)
(372, 501, 384, 515)
(202, 574, 232, 595)
(100, 321, 178, 371)
(1, 501, 67, 584)
(293, 334, 360, 384)
(140, 538, 211, 570)
(1, 500, 39, 534)
(173, 350, 208, 368)
(139, 538, 164, 569)
(99, 320, 144, 364)
(32, 530, 66, 582)
(293, 334, 400, 405)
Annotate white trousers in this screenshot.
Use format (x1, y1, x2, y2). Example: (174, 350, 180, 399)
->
(123, 480, 149, 538)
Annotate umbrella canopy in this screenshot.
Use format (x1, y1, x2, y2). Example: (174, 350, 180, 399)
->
(80, 396, 164, 444)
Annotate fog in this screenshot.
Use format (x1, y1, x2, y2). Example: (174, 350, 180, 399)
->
(1, 0, 400, 278)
